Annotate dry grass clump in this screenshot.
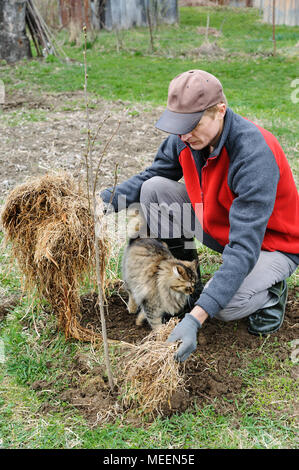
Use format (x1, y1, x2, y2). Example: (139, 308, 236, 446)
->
(119, 318, 186, 415)
(1, 172, 109, 341)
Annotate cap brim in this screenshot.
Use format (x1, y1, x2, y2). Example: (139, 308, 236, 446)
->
(155, 109, 204, 135)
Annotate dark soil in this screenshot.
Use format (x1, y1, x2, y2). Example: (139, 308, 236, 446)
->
(42, 285, 299, 425)
(0, 292, 22, 321)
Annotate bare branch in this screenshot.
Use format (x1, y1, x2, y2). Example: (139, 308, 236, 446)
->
(82, 24, 117, 390)
(93, 120, 121, 197)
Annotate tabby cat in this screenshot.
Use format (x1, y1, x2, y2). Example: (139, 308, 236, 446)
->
(122, 210, 198, 330)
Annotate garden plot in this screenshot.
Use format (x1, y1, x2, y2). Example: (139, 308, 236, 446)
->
(0, 89, 298, 427)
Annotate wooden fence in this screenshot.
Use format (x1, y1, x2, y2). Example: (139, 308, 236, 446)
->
(180, 0, 299, 26)
(58, 0, 178, 30)
(254, 0, 299, 26)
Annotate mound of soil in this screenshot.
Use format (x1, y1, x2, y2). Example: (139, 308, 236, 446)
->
(0, 291, 22, 321)
(44, 285, 298, 425)
(192, 41, 225, 58)
(197, 27, 222, 37)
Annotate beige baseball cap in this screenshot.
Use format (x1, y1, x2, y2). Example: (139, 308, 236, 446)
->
(155, 69, 225, 134)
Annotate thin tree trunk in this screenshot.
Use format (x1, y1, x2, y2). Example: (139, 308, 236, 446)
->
(272, 0, 276, 56)
(0, 0, 31, 63)
(205, 14, 210, 42)
(146, 4, 154, 53)
(83, 25, 114, 391)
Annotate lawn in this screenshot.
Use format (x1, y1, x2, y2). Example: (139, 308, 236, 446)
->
(0, 5, 298, 450)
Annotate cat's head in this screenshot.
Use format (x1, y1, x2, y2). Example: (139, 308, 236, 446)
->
(160, 259, 199, 295)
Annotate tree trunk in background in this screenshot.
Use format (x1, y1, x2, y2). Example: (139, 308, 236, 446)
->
(0, 0, 32, 63)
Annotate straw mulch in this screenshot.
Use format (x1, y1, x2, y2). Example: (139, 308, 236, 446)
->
(1, 172, 108, 341)
(118, 318, 186, 415)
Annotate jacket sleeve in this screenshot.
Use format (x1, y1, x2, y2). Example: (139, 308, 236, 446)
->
(100, 134, 183, 212)
(195, 125, 280, 317)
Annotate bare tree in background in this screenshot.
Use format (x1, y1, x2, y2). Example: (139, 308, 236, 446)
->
(0, 0, 32, 63)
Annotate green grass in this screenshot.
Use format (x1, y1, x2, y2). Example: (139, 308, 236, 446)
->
(0, 109, 48, 127)
(2, 44, 298, 116)
(0, 5, 298, 449)
(1, 8, 298, 112)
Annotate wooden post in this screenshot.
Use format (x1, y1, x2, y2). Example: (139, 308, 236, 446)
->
(146, 2, 155, 53)
(272, 0, 276, 56)
(205, 14, 210, 43)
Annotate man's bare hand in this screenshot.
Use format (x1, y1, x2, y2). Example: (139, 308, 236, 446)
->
(190, 305, 209, 325)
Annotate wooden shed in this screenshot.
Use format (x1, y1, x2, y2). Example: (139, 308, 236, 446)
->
(253, 0, 299, 26)
(182, 1, 299, 26)
(224, 1, 253, 6)
(59, 0, 179, 30)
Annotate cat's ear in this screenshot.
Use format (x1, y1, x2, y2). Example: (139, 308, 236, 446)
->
(173, 264, 186, 278)
(191, 259, 199, 270)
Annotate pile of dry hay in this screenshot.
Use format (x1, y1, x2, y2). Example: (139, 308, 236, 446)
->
(1, 172, 109, 341)
(118, 318, 186, 416)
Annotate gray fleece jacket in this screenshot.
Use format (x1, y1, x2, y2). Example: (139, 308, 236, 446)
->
(101, 108, 299, 318)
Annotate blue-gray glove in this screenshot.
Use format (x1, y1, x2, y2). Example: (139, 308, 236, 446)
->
(167, 313, 202, 362)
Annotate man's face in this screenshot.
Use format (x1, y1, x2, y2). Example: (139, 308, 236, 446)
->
(180, 105, 226, 151)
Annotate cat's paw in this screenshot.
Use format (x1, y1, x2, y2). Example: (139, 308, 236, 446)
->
(128, 296, 138, 314)
(128, 306, 138, 314)
(135, 311, 146, 326)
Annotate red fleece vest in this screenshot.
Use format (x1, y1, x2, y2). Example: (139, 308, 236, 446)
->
(179, 125, 299, 253)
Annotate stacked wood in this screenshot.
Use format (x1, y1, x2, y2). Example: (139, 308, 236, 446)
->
(26, 0, 54, 57)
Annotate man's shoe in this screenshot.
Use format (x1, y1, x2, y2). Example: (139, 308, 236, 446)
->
(247, 280, 288, 336)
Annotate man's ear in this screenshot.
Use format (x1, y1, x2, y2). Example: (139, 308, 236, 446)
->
(217, 102, 226, 119)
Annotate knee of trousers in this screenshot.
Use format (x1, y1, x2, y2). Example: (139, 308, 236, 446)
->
(214, 304, 254, 322)
(140, 176, 176, 205)
(214, 289, 271, 322)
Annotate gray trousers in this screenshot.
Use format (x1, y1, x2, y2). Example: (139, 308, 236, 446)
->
(140, 176, 298, 322)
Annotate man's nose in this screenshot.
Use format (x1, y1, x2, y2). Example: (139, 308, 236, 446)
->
(181, 132, 192, 142)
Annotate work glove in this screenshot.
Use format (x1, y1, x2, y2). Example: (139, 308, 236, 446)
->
(96, 196, 114, 216)
(102, 200, 114, 215)
(167, 313, 202, 362)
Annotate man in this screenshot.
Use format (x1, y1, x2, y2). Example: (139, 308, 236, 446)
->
(101, 70, 299, 362)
